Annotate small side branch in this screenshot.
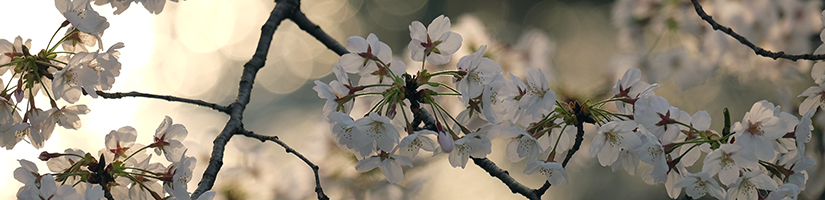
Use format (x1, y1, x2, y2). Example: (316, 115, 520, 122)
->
(289, 10, 349, 56)
(237, 128, 329, 200)
(471, 157, 541, 200)
(690, 0, 825, 61)
(533, 122, 585, 196)
(95, 91, 229, 113)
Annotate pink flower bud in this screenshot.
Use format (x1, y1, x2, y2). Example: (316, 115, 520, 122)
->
(388, 104, 397, 119)
(436, 122, 453, 153)
(39, 151, 60, 161)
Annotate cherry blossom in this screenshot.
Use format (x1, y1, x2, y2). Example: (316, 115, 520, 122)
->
(481, 73, 519, 124)
(55, 0, 109, 38)
(339, 33, 392, 74)
(396, 130, 437, 160)
(162, 150, 196, 200)
(103, 126, 138, 162)
(674, 172, 726, 199)
(766, 183, 801, 200)
(454, 45, 502, 105)
(36, 105, 90, 142)
(613, 68, 658, 114)
(359, 60, 405, 92)
(499, 124, 543, 162)
(408, 15, 462, 65)
(90, 43, 124, 91)
(524, 161, 568, 185)
(731, 100, 787, 161)
(634, 96, 682, 145)
(352, 112, 400, 153)
(724, 170, 778, 200)
(53, 59, 95, 99)
(518, 68, 556, 119)
(635, 125, 668, 184)
(448, 129, 492, 168)
(313, 80, 353, 116)
(355, 151, 412, 184)
(590, 121, 641, 166)
(151, 116, 188, 162)
(702, 144, 757, 186)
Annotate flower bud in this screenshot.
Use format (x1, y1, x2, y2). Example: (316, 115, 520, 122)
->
(388, 104, 397, 119)
(39, 151, 60, 161)
(436, 122, 454, 153)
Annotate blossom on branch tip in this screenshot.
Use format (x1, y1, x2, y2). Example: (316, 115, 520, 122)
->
(518, 68, 556, 119)
(353, 112, 400, 153)
(674, 172, 726, 199)
(314, 79, 353, 116)
(590, 121, 641, 166)
(635, 125, 667, 184)
(731, 100, 787, 161)
(766, 183, 800, 200)
(103, 126, 138, 162)
(447, 127, 491, 168)
(702, 144, 756, 186)
(91, 42, 124, 91)
(339, 33, 392, 74)
(152, 116, 188, 163)
(613, 68, 658, 114)
(499, 124, 543, 162)
(162, 150, 196, 200)
(53, 52, 98, 103)
(397, 130, 437, 160)
(36, 105, 90, 144)
(524, 161, 568, 185)
(724, 170, 778, 200)
(633, 96, 682, 145)
(56, 0, 109, 39)
(454, 45, 502, 105)
(408, 15, 462, 65)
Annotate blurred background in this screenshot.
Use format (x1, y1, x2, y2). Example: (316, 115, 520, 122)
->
(1, 0, 824, 199)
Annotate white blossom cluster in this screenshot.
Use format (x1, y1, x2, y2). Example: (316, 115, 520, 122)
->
(14, 116, 216, 200)
(317, 13, 822, 200)
(0, 0, 182, 150)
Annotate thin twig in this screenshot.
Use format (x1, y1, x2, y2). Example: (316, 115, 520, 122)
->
(95, 91, 229, 113)
(690, 0, 825, 61)
(289, 10, 349, 56)
(191, 0, 300, 198)
(236, 128, 329, 200)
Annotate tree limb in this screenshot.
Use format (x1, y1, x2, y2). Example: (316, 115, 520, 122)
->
(191, 0, 300, 198)
(95, 91, 229, 113)
(289, 9, 348, 56)
(236, 128, 329, 200)
(690, 0, 825, 61)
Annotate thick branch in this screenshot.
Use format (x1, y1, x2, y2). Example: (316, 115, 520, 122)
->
(690, 0, 825, 61)
(191, 0, 300, 198)
(289, 10, 348, 56)
(237, 128, 329, 200)
(95, 91, 229, 113)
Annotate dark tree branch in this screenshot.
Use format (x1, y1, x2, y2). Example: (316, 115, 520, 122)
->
(471, 157, 542, 200)
(95, 91, 229, 113)
(690, 0, 825, 61)
(192, 0, 300, 198)
(407, 99, 544, 199)
(289, 10, 349, 56)
(236, 128, 329, 200)
(534, 121, 586, 197)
